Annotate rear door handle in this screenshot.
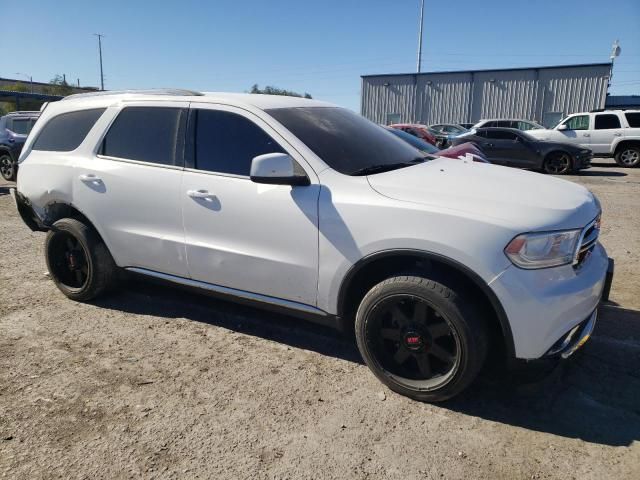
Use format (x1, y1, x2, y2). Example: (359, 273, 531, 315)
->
(79, 173, 101, 182)
(614, 133, 622, 137)
(187, 189, 215, 199)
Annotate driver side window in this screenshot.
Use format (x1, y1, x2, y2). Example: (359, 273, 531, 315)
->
(562, 115, 589, 131)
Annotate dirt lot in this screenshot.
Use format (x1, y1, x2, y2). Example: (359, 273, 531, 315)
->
(1, 159, 639, 479)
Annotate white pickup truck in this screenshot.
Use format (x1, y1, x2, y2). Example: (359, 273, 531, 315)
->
(527, 110, 640, 167)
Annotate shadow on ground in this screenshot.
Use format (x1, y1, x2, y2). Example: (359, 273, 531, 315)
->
(93, 280, 640, 447)
(577, 169, 627, 177)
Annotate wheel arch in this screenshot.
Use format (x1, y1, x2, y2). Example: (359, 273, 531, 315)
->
(0, 146, 14, 158)
(614, 140, 640, 155)
(337, 249, 515, 359)
(36, 200, 116, 260)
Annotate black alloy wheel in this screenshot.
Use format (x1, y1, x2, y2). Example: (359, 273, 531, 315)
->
(48, 231, 90, 290)
(365, 294, 461, 389)
(544, 152, 572, 175)
(355, 276, 488, 402)
(45, 218, 117, 301)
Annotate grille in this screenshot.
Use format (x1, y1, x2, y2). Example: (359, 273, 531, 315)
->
(574, 215, 600, 268)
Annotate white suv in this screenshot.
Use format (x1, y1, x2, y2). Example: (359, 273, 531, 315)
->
(527, 110, 640, 167)
(12, 90, 614, 402)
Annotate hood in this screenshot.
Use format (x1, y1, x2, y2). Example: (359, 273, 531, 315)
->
(526, 128, 556, 141)
(367, 158, 599, 232)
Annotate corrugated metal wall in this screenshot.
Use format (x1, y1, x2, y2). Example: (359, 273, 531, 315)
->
(361, 64, 611, 126)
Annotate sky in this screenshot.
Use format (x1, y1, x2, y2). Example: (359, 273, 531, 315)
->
(2, 0, 639, 112)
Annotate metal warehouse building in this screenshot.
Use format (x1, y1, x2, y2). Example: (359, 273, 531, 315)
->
(361, 63, 611, 128)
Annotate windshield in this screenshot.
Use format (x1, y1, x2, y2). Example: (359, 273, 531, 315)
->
(384, 126, 439, 154)
(266, 107, 425, 175)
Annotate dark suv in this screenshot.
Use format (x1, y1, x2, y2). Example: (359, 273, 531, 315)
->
(0, 111, 40, 181)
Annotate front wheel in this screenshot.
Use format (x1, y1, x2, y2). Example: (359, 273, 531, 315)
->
(543, 151, 573, 175)
(615, 146, 640, 167)
(355, 276, 488, 402)
(45, 218, 117, 301)
(0, 153, 16, 181)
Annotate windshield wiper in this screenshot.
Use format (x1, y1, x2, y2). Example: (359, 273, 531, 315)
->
(350, 157, 427, 176)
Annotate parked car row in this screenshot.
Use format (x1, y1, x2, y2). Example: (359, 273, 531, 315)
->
(11, 90, 614, 403)
(387, 109, 640, 173)
(383, 126, 488, 163)
(0, 111, 41, 181)
(452, 127, 592, 174)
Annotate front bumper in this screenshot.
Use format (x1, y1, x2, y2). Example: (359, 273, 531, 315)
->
(490, 242, 611, 359)
(574, 153, 593, 170)
(543, 257, 613, 359)
(545, 309, 597, 358)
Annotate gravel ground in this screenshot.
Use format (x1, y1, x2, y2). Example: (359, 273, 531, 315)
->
(1, 159, 639, 479)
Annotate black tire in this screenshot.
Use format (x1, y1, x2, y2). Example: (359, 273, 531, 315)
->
(45, 218, 117, 301)
(355, 275, 488, 402)
(615, 145, 640, 168)
(0, 152, 16, 181)
(543, 151, 573, 175)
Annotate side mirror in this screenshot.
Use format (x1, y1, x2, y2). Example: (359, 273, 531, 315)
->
(557, 124, 568, 131)
(250, 153, 310, 186)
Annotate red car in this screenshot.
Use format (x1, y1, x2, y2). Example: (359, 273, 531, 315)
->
(384, 126, 489, 163)
(389, 123, 437, 146)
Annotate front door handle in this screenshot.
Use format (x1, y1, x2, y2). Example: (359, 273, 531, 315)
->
(582, 133, 590, 137)
(484, 143, 494, 147)
(79, 173, 101, 182)
(187, 189, 215, 199)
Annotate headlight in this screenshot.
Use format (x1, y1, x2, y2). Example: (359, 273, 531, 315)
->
(504, 229, 581, 269)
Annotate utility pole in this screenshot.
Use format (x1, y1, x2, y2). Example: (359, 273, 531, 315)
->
(417, 0, 425, 73)
(603, 40, 622, 98)
(94, 33, 105, 90)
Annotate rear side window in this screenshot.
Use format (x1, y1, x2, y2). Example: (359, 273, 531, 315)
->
(33, 109, 105, 152)
(7, 118, 37, 135)
(624, 112, 640, 128)
(193, 109, 284, 176)
(101, 107, 185, 166)
(485, 130, 518, 140)
(594, 114, 621, 130)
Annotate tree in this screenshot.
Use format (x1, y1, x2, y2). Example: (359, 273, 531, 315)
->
(43, 75, 73, 96)
(0, 83, 28, 113)
(250, 84, 312, 99)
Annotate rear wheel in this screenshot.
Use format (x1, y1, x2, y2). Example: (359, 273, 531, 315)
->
(355, 275, 488, 402)
(0, 153, 15, 181)
(615, 146, 640, 167)
(543, 151, 573, 175)
(45, 218, 117, 301)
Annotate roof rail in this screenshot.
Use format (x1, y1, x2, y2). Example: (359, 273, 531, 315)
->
(62, 88, 204, 101)
(590, 107, 635, 112)
(6, 110, 41, 115)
